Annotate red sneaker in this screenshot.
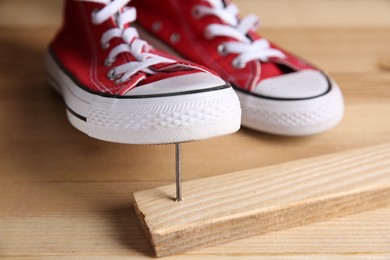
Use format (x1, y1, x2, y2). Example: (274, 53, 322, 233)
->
(45, 0, 241, 144)
(132, 0, 344, 136)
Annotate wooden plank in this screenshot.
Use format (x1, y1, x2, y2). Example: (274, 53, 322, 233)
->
(1, 183, 390, 259)
(133, 144, 390, 257)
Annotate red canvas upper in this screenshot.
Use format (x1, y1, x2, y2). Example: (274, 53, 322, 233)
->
(50, 0, 216, 96)
(131, 0, 316, 92)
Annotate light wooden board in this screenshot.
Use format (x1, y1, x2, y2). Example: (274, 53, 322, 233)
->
(133, 144, 390, 257)
(2, 182, 390, 259)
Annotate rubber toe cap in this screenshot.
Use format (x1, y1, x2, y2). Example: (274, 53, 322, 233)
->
(254, 70, 330, 100)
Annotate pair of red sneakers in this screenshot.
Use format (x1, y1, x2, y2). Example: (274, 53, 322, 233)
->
(45, 0, 344, 144)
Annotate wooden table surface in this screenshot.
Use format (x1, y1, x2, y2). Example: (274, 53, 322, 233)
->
(1, 0, 390, 259)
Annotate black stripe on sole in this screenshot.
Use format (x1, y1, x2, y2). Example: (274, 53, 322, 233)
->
(66, 105, 87, 122)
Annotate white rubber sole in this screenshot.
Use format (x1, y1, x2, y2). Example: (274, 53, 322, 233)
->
(44, 52, 241, 144)
(237, 80, 344, 136)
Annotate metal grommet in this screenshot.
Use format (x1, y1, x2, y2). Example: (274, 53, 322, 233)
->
(170, 33, 181, 44)
(114, 79, 123, 85)
(104, 58, 114, 67)
(101, 42, 110, 50)
(217, 44, 228, 56)
(106, 69, 116, 80)
(232, 59, 246, 69)
(191, 7, 201, 19)
(152, 21, 162, 32)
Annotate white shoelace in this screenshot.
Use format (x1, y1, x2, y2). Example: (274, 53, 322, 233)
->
(193, 0, 286, 68)
(81, 0, 175, 84)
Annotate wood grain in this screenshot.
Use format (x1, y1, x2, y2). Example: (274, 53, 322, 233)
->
(133, 144, 390, 257)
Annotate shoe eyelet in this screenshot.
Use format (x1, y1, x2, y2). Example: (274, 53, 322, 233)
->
(101, 42, 110, 50)
(170, 33, 181, 44)
(152, 21, 162, 32)
(191, 7, 201, 19)
(104, 58, 114, 67)
(114, 79, 124, 85)
(217, 44, 228, 56)
(232, 59, 246, 69)
(107, 69, 116, 80)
